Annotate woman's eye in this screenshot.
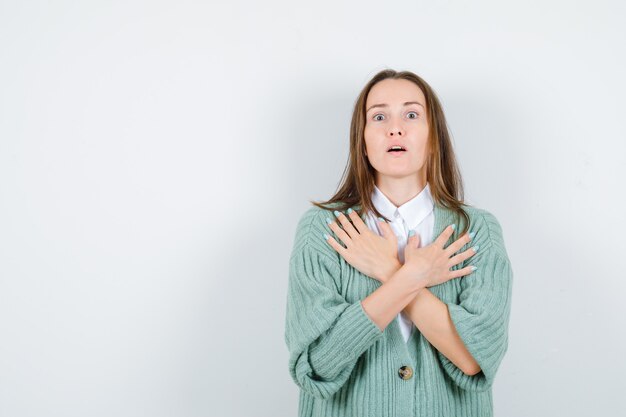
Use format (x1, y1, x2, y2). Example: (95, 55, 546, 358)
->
(407, 111, 419, 119)
(373, 114, 384, 121)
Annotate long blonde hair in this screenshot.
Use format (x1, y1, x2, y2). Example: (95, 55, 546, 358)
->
(312, 68, 471, 237)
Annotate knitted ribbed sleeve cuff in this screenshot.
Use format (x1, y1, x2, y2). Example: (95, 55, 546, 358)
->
(307, 300, 383, 377)
(285, 243, 384, 400)
(437, 248, 514, 392)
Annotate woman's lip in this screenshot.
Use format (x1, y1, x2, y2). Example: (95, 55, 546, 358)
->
(387, 150, 407, 156)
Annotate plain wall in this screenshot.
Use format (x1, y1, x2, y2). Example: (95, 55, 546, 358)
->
(1, 1, 625, 416)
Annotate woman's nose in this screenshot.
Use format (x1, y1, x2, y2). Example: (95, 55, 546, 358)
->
(387, 116, 404, 136)
(388, 127, 403, 136)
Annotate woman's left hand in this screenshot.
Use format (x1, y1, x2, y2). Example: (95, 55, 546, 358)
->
(324, 209, 400, 283)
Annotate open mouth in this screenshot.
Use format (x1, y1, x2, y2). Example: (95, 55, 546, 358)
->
(387, 145, 406, 153)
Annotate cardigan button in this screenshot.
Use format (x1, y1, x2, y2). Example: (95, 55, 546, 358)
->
(398, 365, 413, 380)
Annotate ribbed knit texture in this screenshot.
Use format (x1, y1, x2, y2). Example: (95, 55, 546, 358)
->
(285, 202, 514, 417)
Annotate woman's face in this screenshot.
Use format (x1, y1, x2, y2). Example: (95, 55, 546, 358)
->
(363, 78, 430, 183)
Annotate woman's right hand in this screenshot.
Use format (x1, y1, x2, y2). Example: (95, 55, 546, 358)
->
(402, 224, 478, 288)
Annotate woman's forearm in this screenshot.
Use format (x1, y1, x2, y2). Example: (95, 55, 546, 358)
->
(361, 266, 426, 332)
(404, 288, 480, 375)
(381, 265, 481, 376)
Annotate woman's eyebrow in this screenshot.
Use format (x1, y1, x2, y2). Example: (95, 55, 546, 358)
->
(366, 101, 425, 113)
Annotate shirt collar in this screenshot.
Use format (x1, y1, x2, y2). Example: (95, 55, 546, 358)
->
(371, 183, 434, 230)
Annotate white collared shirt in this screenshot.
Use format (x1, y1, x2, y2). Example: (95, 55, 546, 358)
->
(363, 182, 435, 342)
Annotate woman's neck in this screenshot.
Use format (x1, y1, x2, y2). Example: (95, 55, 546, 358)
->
(374, 177, 427, 207)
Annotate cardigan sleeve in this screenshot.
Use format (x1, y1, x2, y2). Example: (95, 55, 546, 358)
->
(436, 243, 514, 392)
(285, 237, 384, 400)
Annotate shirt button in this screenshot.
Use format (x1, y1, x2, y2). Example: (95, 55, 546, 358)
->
(398, 365, 413, 380)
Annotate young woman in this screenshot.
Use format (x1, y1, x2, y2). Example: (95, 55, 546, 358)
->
(285, 69, 513, 417)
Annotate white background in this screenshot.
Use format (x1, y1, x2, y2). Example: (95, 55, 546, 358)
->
(1, 1, 625, 416)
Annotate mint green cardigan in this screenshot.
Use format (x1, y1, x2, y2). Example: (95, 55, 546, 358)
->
(284, 202, 514, 417)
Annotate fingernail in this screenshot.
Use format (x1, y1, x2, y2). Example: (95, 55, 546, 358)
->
(326, 217, 332, 225)
(323, 233, 329, 240)
(473, 245, 480, 252)
(347, 208, 353, 214)
(469, 232, 476, 240)
(471, 265, 477, 271)
(333, 210, 341, 218)
(408, 229, 415, 237)
(450, 224, 456, 231)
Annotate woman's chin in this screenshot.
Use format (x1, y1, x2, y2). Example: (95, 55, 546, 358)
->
(378, 168, 421, 179)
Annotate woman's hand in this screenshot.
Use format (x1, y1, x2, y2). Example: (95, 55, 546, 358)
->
(403, 224, 478, 288)
(324, 209, 400, 283)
